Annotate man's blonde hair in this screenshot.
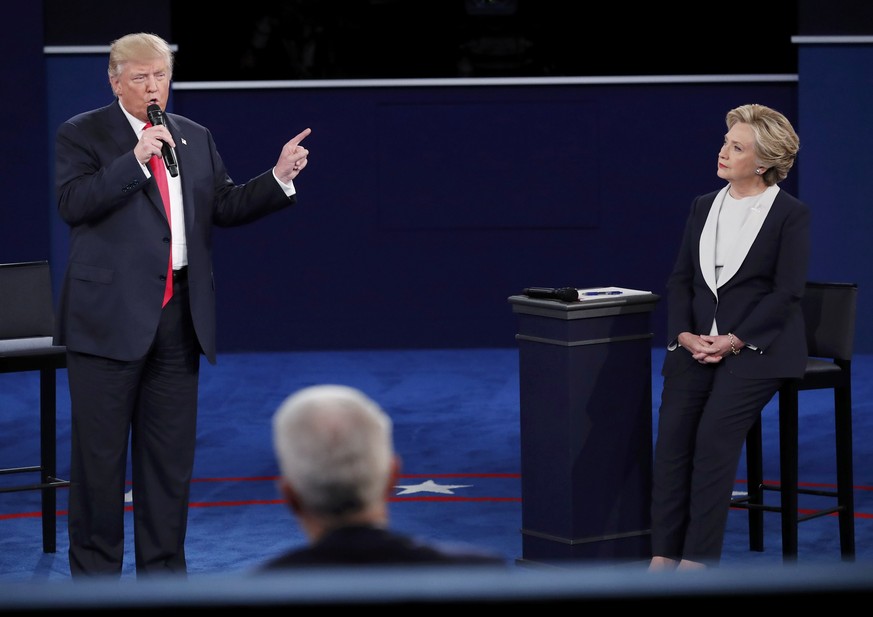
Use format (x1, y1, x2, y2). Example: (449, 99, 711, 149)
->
(108, 32, 173, 81)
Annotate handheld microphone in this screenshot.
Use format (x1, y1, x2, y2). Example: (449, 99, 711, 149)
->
(523, 287, 579, 302)
(146, 104, 179, 177)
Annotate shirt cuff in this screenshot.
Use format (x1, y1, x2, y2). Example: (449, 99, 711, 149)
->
(273, 170, 297, 197)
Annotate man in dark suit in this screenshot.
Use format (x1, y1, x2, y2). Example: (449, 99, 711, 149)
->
(54, 32, 311, 578)
(259, 384, 505, 569)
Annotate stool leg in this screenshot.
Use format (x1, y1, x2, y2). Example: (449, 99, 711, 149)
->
(834, 384, 855, 560)
(745, 418, 764, 552)
(778, 388, 799, 561)
(39, 367, 58, 554)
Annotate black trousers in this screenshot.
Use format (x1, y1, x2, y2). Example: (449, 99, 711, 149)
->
(67, 274, 200, 577)
(650, 356, 783, 563)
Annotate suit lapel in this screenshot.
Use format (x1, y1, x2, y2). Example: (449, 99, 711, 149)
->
(717, 185, 780, 287)
(698, 186, 726, 297)
(107, 101, 167, 218)
(699, 184, 781, 294)
(105, 101, 138, 153)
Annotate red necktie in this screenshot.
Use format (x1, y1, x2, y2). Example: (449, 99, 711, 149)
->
(145, 122, 173, 307)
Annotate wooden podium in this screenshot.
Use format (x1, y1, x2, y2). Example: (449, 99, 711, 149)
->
(508, 288, 660, 565)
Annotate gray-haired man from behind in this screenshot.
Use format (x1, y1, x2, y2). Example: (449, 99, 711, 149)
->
(259, 384, 505, 569)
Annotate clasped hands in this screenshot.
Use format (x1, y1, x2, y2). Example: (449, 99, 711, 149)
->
(678, 331, 743, 364)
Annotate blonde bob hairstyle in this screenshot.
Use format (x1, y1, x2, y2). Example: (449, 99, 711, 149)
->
(726, 103, 799, 186)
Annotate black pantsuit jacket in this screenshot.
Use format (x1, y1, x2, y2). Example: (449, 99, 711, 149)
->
(652, 183, 810, 561)
(662, 184, 810, 379)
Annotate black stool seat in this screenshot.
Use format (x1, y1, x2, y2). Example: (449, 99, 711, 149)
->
(730, 281, 857, 561)
(0, 261, 70, 554)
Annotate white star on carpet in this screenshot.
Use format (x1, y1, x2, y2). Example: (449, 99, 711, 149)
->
(394, 479, 473, 495)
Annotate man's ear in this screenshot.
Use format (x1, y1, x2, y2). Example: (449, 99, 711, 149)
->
(385, 454, 402, 498)
(278, 478, 303, 514)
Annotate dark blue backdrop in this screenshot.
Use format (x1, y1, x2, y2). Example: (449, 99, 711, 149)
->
(4, 3, 872, 354)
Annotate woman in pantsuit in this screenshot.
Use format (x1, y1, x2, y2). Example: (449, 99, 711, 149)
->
(649, 104, 809, 570)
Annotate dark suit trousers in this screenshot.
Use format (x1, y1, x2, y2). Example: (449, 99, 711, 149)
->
(66, 274, 200, 577)
(650, 355, 783, 563)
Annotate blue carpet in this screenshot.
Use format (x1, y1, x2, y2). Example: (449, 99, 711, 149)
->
(1, 348, 870, 581)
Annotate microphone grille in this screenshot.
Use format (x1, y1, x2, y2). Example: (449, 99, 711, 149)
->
(146, 104, 164, 125)
(554, 287, 579, 301)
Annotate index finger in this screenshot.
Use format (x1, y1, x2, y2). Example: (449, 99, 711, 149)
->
(289, 127, 312, 148)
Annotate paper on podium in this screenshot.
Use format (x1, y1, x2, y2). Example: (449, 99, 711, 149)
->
(574, 286, 652, 301)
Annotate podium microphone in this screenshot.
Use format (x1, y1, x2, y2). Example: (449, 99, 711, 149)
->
(523, 287, 579, 302)
(146, 104, 179, 177)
